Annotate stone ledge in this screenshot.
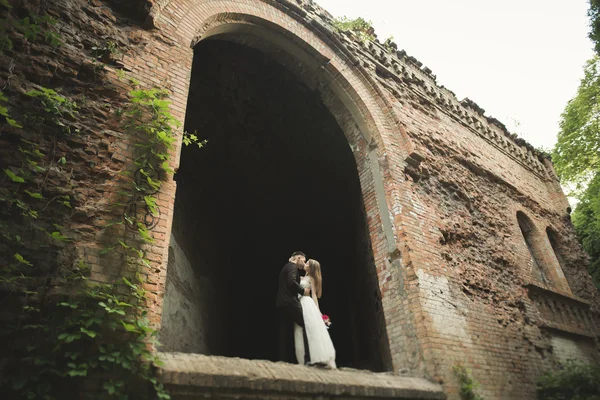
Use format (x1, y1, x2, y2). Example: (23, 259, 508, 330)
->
(156, 352, 445, 399)
(525, 282, 591, 306)
(539, 320, 600, 339)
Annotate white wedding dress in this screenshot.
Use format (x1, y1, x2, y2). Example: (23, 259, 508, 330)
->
(294, 277, 336, 368)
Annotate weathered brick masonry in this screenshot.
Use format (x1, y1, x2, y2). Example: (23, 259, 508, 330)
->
(0, 0, 598, 399)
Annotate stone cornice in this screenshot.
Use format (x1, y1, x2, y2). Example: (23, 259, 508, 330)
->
(346, 38, 550, 179)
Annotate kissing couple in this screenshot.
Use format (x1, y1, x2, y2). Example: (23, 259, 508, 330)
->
(276, 251, 336, 369)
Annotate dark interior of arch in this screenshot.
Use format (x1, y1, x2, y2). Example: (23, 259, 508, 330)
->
(159, 38, 390, 372)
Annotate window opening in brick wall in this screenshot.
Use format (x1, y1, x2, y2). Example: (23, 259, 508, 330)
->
(158, 39, 390, 372)
(546, 227, 567, 276)
(517, 211, 551, 285)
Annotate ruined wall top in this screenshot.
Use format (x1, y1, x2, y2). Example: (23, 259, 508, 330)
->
(147, 0, 551, 178)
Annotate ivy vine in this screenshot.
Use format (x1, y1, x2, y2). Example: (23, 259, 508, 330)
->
(0, 79, 178, 399)
(0, 5, 207, 398)
(0, 67, 205, 400)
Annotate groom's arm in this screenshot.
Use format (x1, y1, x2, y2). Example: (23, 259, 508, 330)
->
(286, 264, 306, 296)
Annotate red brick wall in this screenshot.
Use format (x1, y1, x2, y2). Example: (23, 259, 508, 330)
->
(376, 55, 600, 398)
(3, 0, 594, 398)
(120, 0, 598, 398)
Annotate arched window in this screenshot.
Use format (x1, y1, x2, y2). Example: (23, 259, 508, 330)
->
(517, 211, 550, 285)
(546, 227, 567, 273)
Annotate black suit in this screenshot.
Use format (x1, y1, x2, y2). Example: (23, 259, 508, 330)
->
(276, 262, 310, 363)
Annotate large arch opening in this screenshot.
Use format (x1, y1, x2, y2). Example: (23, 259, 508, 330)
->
(159, 38, 390, 371)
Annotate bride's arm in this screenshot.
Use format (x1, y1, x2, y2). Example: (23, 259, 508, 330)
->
(310, 278, 320, 312)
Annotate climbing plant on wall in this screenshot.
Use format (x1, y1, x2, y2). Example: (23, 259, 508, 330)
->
(0, 4, 210, 397)
(0, 80, 178, 399)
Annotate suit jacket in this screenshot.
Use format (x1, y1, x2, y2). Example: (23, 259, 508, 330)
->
(276, 262, 305, 307)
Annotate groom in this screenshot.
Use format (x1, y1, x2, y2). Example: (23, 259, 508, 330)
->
(276, 251, 311, 364)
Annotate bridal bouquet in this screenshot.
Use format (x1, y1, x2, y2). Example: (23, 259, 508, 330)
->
(322, 314, 331, 329)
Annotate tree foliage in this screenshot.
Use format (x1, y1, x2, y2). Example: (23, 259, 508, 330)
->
(537, 360, 600, 400)
(553, 56, 600, 187)
(572, 173, 600, 288)
(589, 0, 600, 55)
(552, 55, 600, 289)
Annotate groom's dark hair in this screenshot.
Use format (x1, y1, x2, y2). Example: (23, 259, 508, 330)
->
(291, 251, 306, 258)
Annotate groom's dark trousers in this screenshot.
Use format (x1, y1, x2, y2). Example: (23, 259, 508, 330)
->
(276, 262, 310, 364)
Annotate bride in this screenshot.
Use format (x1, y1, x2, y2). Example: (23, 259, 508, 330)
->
(294, 259, 336, 369)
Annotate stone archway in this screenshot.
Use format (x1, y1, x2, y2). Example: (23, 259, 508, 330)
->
(160, 36, 393, 370)
(131, 0, 421, 375)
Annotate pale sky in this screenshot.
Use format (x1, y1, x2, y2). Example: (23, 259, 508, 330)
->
(316, 0, 594, 150)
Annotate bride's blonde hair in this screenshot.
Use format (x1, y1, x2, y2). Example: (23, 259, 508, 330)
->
(306, 259, 322, 298)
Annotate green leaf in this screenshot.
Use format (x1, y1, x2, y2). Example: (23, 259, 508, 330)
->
(80, 327, 97, 338)
(24, 190, 44, 199)
(7, 118, 22, 128)
(48, 231, 70, 242)
(120, 321, 139, 333)
(144, 195, 159, 216)
(122, 276, 135, 288)
(4, 169, 25, 183)
(58, 301, 78, 309)
(161, 160, 174, 173)
(14, 253, 33, 266)
(100, 246, 115, 255)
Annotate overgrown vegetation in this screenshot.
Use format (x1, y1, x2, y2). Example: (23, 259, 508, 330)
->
(0, 78, 180, 398)
(332, 16, 376, 42)
(453, 365, 484, 400)
(572, 173, 600, 288)
(553, 56, 600, 288)
(537, 360, 600, 400)
(553, 56, 600, 190)
(0, 9, 193, 398)
(92, 40, 122, 62)
(551, 3, 600, 290)
(588, 0, 600, 55)
(383, 35, 397, 52)
(0, 11, 61, 51)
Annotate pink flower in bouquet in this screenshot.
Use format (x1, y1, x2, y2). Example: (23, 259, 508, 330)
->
(322, 314, 331, 327)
